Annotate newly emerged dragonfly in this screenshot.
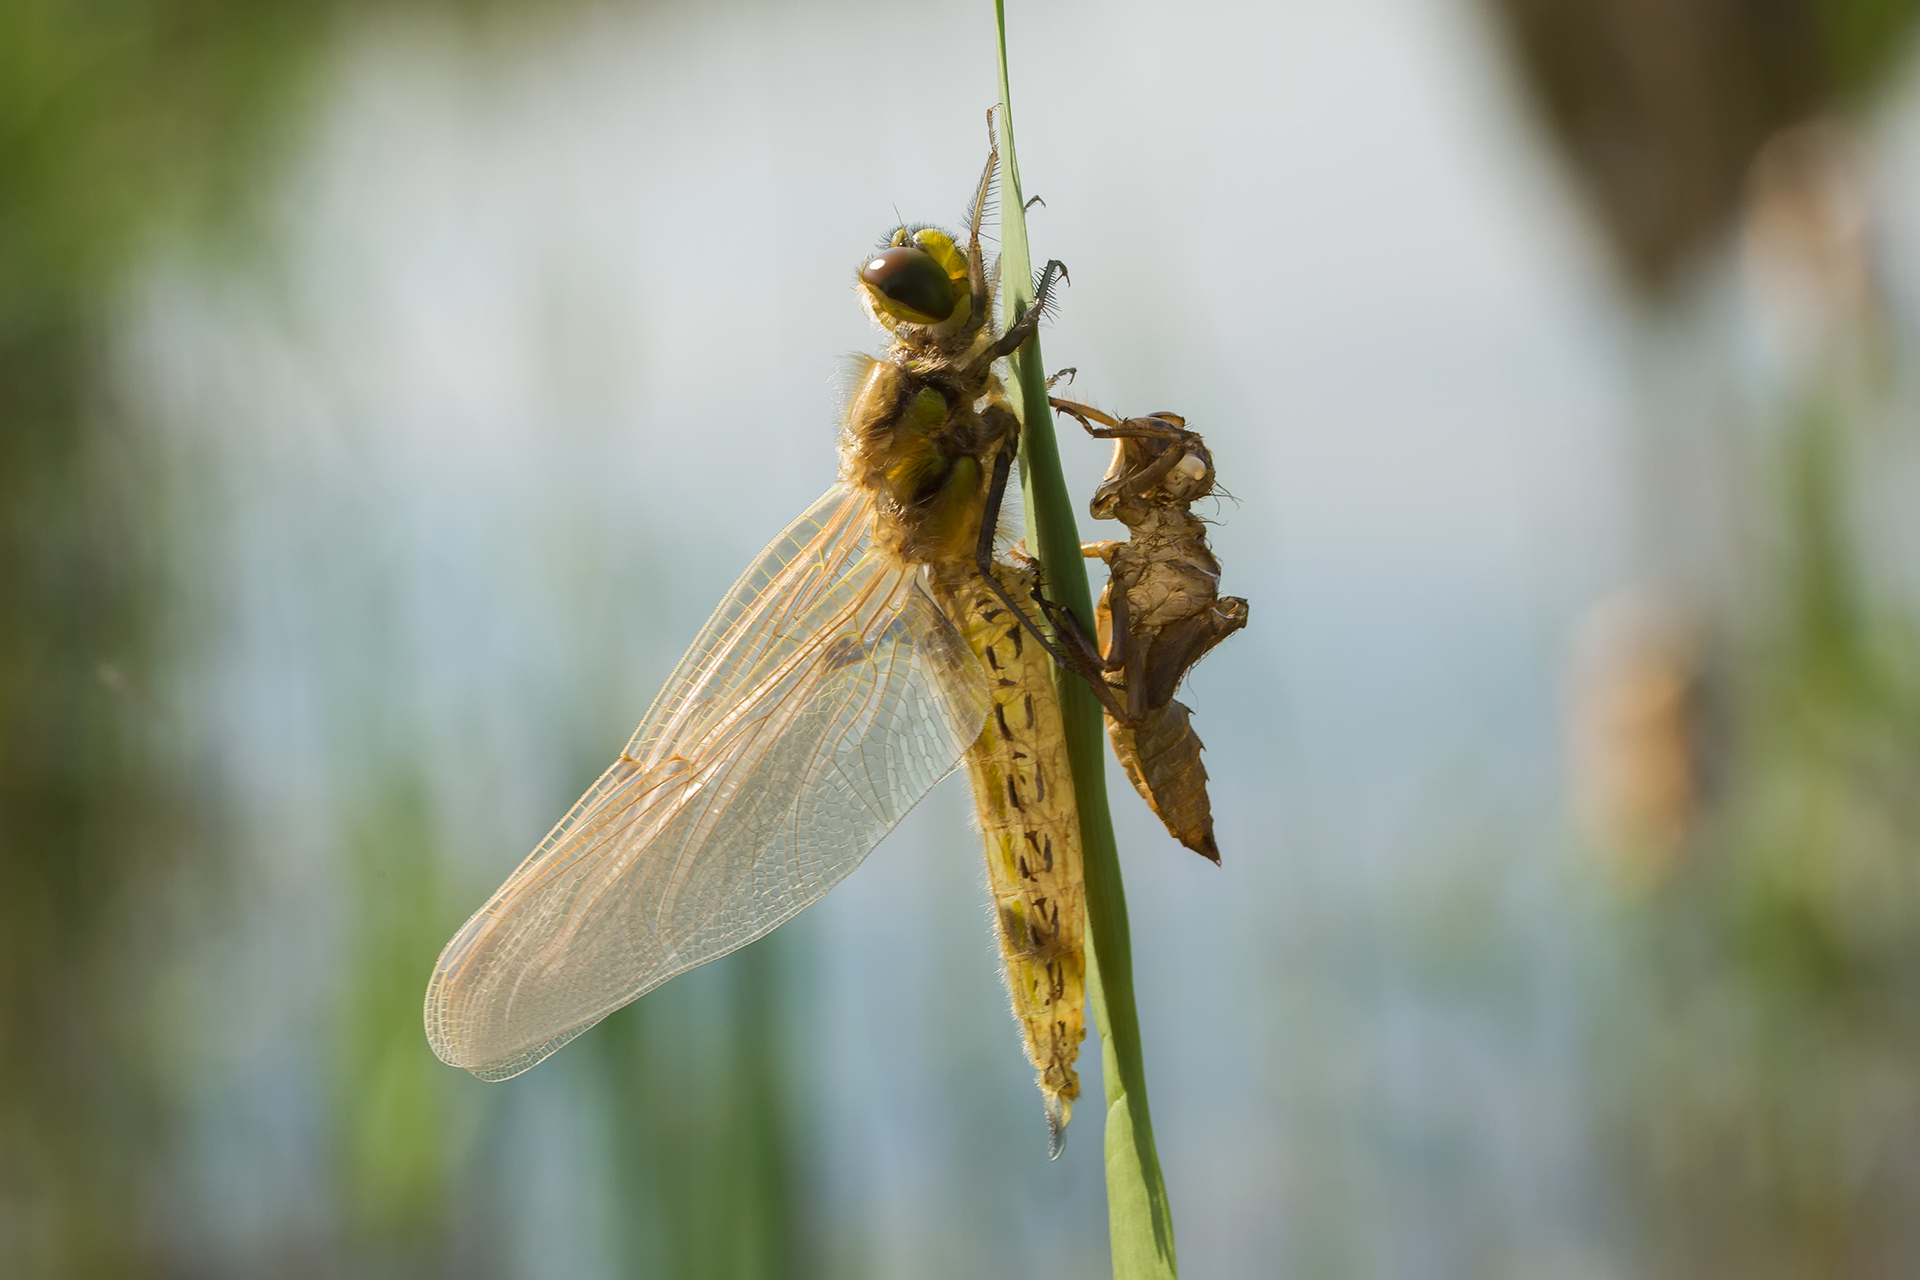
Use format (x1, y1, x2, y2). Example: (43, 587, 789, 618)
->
(425, 130, 1096, 1147)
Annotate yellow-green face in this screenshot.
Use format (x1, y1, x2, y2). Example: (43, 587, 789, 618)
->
(858, 227, 972, 329)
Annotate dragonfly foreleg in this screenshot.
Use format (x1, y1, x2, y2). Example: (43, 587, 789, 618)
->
(987, 259, 1069, 361)
(1048, 397, 1192, 442)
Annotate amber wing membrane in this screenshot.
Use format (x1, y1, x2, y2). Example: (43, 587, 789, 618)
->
(425, 485, 990, 1080)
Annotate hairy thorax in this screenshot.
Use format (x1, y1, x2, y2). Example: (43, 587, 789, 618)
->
(840, 329, 1019, 570)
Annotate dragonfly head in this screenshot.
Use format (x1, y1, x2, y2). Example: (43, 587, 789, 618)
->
(858, 226, 974, 336)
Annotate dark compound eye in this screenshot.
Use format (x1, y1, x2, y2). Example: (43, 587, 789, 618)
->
(860, 246, 957, 323)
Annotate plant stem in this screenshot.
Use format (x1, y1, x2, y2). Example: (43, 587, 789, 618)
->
(992, 7, 1179, 1276)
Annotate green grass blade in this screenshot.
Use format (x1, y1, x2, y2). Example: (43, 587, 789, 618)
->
(992, 7, 1179, 1275)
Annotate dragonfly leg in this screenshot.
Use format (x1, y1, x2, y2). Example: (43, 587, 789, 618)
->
(1122, 597, 1152, 722)
(1116, 441, 1194, 500)
(1082, 540, 1130, 669)
(1055, 399, 1206, 503)
(974, 442, 1068, 663)
(974, 442, 1136, 725)
(1023, 562, 1138, 726)
(966, 112, 997, 330)
(988, 260, 1069, 360)
(1102, 576, 1134, 675)
(1049, 397, 1194, 444)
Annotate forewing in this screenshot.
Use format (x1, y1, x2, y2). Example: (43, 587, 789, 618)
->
(425, 484, 989, 1080)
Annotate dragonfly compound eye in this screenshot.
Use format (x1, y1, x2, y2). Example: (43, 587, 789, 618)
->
(860, 246, 958, 324)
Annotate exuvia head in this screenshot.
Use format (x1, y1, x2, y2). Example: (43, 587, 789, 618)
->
(858, 226, 974, 334)
(1089, 425, 1217, 518)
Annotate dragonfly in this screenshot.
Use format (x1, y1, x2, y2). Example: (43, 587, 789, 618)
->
(424, 128, 1101, 1150)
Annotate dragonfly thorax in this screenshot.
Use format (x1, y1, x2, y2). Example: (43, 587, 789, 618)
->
(840, 352, 1016, 571)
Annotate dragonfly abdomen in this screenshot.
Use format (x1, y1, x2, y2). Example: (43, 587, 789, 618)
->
(935, 563, 1087, 1153)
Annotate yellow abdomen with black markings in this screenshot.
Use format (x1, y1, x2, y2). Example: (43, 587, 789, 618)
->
(932, 563, 1087, 1147)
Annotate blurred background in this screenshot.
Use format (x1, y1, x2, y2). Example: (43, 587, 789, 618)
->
(7, 0, 1920, 1276)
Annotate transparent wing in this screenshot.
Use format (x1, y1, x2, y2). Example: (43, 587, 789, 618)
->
(425, 484, 989, 1081)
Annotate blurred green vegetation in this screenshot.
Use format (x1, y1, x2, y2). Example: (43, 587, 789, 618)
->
(2, 4, 820, 1277)
(335, 775, 461, 1262)
(596, 942, 810, 1280)
(0, 2, 334, 1271)
(1485, 2, 1920, 1275)
(1606, 392, 1920, 1280)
